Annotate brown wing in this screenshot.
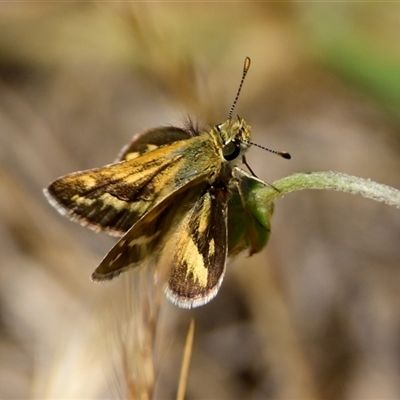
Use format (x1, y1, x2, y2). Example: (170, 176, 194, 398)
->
(93, 182, 229, 309)
(116, 126, 193, 162)
(44, 132, 221, 236)
(91, 181, 209, 280)
(164, 184, 229, 308)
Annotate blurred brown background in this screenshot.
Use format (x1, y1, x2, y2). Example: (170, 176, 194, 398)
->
(1, 2, 400, 399)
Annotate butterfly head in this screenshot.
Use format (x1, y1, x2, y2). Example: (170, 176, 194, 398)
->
(216, 117, 251, 163)
(214, 57, 290, 165)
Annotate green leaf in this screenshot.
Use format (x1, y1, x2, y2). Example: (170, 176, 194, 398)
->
(228, 175, 274, 257)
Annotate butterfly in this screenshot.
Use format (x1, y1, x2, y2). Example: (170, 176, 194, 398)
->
(44, 57, 290, 308)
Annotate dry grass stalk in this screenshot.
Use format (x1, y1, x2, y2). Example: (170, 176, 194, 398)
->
(176, 319, 195, 400)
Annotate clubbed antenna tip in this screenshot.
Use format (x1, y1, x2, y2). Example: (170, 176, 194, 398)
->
(279, 151, 291, 160)
(227, 57, 251, 121)
(242, 139, 291, 160)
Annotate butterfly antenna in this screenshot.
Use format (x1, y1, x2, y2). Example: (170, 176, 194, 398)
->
(228, 57, 291, 161)
(227, 57, 251, 121)
(243, 139, 291, 160)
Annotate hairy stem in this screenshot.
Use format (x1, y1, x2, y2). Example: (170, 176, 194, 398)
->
(258, 171, 400, 208)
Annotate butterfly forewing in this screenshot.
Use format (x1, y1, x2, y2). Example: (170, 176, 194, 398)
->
(116, 126, 193, 162)
(45, 131, 222, 236)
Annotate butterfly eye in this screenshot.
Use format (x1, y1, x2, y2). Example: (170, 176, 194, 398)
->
(216, 124, 222, 132)
(223, 140, 241, 161)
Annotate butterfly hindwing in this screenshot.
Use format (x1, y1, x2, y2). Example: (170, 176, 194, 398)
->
(91, 181, 209, 281)
(165, 184, 229, 308)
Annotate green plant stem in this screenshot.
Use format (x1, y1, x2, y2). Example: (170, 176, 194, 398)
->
(257, 171, 400, 209)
